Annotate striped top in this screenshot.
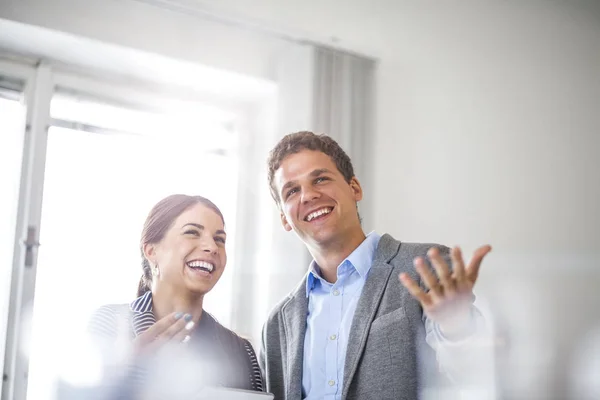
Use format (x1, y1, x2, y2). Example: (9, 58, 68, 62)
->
(86, 291, 263, 397)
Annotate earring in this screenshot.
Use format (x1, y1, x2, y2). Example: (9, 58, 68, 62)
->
(152, 263, 160, 277)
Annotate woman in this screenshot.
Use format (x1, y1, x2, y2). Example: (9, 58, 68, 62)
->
(82, 194, 263, 399)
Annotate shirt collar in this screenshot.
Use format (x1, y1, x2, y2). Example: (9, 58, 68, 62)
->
(130, 290, 153, 313)
(306, 231, 381, 297)
(306, 263, 320, 296)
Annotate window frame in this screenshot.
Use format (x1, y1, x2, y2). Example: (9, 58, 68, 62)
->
(0, 53, 275, 400)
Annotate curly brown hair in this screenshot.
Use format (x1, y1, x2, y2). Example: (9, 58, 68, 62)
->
(267, 131, 355, 204)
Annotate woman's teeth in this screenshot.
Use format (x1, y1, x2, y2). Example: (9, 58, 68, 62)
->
(186, 260, 214, 273)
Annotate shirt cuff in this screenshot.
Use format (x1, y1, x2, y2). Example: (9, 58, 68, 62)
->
(432, 308, 483, 344)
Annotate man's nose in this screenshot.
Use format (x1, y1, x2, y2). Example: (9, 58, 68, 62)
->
(301, 186, 320, 204)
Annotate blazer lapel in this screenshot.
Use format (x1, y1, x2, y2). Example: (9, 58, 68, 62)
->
(341, 262, 393, 397)
(281, 277, 309, 400)
(342, 234, 401, 398)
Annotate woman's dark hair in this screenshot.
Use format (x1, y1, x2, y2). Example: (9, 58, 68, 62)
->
(137, 194, 225, 297)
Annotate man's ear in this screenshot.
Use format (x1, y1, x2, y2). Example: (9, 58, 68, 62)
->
(350, 177, 363, 202)
(280, 212, 293, 232)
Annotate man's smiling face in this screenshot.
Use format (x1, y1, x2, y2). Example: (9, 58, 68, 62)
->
(274, 149, 363, 247)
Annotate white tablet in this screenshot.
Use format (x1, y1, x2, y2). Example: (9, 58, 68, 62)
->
(194, 387, 275, 400)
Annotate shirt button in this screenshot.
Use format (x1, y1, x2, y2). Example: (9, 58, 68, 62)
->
(332, 290, 340, 296)
(330, 334, 337, 340)
(328, 380, 336, 386)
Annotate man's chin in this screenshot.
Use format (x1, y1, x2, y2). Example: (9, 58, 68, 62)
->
(306, 229, 338, 246)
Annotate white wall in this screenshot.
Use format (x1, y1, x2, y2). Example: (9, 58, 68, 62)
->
(372, 1, 600, 257)
(0, 0, 288, 80)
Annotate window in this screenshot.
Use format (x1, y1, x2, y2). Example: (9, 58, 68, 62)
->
(0, 80, 27, 398)
(25, 92, 239, 399)
(1, 57, 278, 400)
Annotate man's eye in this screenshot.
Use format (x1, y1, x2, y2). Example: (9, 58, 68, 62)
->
(315, 177, 328, 183)
(286, 188, 299, 198)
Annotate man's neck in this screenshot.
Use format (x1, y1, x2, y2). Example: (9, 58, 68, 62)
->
(152, 285, 204, 324)
(309, 230, 367, 283)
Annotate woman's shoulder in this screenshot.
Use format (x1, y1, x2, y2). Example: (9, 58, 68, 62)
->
(87, 303, 132, 338)
(203, 312, 256, 354)
(203, 312, 244, 341)
(203, 312, 263, 391)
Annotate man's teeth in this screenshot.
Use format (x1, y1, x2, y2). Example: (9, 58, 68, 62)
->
(306, 207, 332, 222)
(186, 261, 214, 272)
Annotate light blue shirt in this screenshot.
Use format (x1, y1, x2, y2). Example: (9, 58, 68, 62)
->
(302, 232, 381, 400)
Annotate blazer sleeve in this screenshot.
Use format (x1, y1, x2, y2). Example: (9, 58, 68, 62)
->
(420, 246, 494, 387)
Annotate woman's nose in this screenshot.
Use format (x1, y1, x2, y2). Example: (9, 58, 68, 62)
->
(201, 237, 218, 254)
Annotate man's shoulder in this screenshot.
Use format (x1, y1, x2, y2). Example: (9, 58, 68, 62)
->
(264, 291, 295, 325)
(263, 275, 308, 327)
(377, 233, 450, 267)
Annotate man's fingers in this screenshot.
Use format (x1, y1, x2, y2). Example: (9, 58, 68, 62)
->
(399, 273, 432, 307)
(465, 245, 492, 283)
(428, 247, 455, 292)
(450, 246, 466, 282)
(414, 257, 442, 298)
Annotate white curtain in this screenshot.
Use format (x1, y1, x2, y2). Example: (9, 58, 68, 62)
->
(228, 43, 314, 345)
(229, 42, 376, 346)
(313, 46, 376, 231)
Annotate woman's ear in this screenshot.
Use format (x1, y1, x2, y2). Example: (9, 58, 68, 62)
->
(142, 243, 156, 263)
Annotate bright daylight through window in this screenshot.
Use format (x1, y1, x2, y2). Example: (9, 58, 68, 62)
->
(24, 93, 239, 400)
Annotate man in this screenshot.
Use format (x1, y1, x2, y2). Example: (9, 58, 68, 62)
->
(259, 131, 491, 400)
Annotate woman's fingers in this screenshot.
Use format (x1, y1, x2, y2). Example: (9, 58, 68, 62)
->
(156, 314, 194, 342)
(170, 314, 197, 344)
(136, 312, 183, 347)
(134, 312, 194, 354)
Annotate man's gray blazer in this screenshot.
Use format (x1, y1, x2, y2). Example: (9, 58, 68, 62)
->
(259, 233, 484, 400)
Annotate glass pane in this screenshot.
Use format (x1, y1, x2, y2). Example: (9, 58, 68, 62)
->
(50, 93, 236, 150)
(25, 97, 238, 400)
(0, 90, 27, 397)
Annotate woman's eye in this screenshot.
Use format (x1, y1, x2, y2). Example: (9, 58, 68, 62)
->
(184, 230, 200, 236)
(215, 237, 226, 244)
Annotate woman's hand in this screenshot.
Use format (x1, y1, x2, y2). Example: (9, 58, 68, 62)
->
(132, 312, 195, 356)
